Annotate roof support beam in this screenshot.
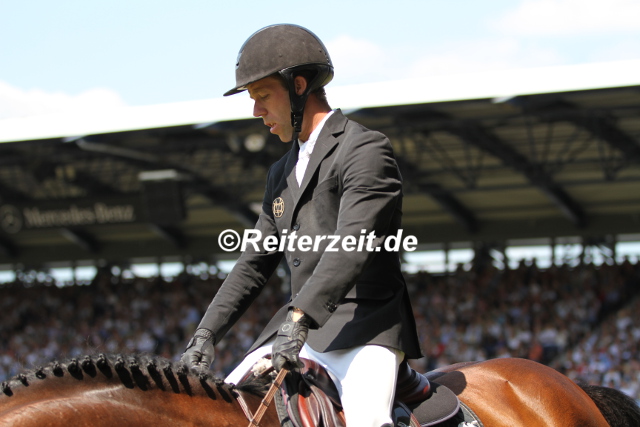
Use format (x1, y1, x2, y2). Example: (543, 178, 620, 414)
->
(197, 183, 259, 227)
(568, 114, 640, 161)
(419, 182, 479, 233)
(148, 224, 187, 249)
(450, 123, 587, 228)
(499, 96, 640, 161)
(76, 139, 160, 163)
(59, 228, 99, 253)
(396, 157, 478, 233)
(0, 236, 18, 258)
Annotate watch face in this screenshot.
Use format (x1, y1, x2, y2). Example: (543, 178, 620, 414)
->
(0, 205, 22, 234)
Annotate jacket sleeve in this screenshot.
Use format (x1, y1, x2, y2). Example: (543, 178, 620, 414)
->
(290, 129, 402, 327)
(196, 165, 284, 341)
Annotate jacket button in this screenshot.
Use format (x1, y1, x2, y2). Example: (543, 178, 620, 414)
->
(293, 223, 300, 231)
(293, 258, 301, 267)
(325, 301, 337, 312)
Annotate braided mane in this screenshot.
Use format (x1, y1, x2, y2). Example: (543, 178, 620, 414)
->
(1, 353, 235, 402)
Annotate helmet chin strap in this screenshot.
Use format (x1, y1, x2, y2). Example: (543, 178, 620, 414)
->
(281, 64, 333, 142)
(281, 69, 314, 143)
(287, 85, 309, 143)
(289, 110, 303, 143)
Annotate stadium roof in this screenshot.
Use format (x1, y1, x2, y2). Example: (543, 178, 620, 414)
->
(0, 59, 639, 266)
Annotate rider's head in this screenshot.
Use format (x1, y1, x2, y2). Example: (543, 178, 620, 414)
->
(224, 24, 334, 141)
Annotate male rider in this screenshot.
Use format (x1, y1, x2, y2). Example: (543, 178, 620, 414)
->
(182, 24, 422, 426)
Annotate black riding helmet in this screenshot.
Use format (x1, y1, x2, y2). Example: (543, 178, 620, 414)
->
(224, 24, 334, 138)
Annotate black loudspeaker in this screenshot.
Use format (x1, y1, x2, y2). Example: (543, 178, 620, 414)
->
(141, 180, 186, 225)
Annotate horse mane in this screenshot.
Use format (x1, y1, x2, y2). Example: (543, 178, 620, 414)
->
(1, 353, 236, 402)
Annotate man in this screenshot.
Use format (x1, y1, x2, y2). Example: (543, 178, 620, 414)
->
(182, 24, 422, 426)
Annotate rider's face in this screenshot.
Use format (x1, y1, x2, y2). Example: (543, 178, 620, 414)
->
(248, 76, 293, 142)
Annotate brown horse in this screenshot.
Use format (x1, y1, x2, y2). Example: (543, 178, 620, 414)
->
(1, 353, 639, 426)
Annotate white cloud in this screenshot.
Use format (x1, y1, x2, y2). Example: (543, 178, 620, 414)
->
(588, 39, 640, 62)
(325, 35, 404, 85)
(494, 0, 640, 35)
(326, 35, 566, 87)
(406, 38, 565, 77)
(0, 81, 126, 120)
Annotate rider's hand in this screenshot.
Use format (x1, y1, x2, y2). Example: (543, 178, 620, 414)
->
(271, 308, 310, 373)
(181, 328, 216, 369)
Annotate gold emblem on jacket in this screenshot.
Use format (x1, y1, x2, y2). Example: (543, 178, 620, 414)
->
(272, 197, 285, 218)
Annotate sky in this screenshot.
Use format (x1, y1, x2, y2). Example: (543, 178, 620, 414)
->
(1, 0, 639, 120)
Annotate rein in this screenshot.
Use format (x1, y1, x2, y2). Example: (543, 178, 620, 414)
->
(244, 368, 288, 427)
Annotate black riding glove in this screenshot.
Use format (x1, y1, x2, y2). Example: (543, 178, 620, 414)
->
(271, 308, 311, 373)
(181, 328, 216, 369)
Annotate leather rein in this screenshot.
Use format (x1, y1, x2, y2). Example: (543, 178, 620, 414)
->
(235, 367, 289, 427)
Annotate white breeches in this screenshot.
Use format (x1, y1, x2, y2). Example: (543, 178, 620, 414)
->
(226, 342, 404, 427)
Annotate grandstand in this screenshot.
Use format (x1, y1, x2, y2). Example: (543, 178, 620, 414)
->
(0, 60, 639, 402)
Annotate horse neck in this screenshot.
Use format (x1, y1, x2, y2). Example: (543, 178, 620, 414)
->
(1, 355, 265, 426)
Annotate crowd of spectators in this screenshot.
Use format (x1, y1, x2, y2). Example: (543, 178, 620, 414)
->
(1, 257, 638, 403)
(552, 295, 640, 399)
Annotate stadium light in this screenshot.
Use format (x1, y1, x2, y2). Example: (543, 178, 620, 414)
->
(244, 133, 266, 152)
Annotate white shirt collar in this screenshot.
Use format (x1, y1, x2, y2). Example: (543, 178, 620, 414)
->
(298, 110, 334, 156)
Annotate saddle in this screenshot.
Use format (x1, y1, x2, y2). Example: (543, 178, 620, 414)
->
(271, 358, 471, 427)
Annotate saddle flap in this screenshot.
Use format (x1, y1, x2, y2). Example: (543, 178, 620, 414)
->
(408, 381, 460, 427)
(297, 390, 320, 427)
(299, 359, 342, 409)
(279, 359, 346, 427)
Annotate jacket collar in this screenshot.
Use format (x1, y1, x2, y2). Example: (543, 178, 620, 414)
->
(285, 109, 346, 194)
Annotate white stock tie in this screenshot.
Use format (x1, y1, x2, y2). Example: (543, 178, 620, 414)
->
(296, 142, 312, 186)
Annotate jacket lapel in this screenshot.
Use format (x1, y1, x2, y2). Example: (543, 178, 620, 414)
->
(280, 143, 300, 229)
(296, 111, 347, 197)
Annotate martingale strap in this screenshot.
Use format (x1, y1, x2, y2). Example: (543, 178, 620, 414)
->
(246, 368, 289, 427)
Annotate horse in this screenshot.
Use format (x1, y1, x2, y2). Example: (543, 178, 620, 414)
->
(1, 353, 639, 427)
